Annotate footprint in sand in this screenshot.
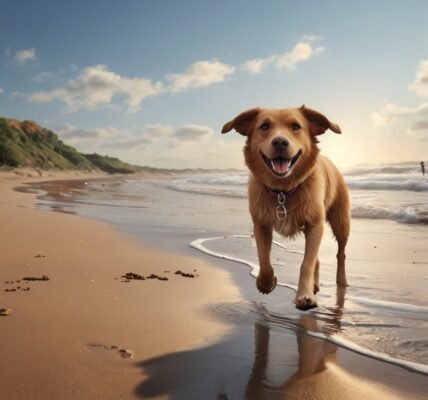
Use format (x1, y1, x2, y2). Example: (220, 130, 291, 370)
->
(87, 343, 135, 359)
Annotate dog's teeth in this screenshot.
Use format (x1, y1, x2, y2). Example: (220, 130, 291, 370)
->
(288, 159, 292, 167)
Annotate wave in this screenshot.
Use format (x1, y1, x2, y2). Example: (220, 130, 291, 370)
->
(162, 183, 246, 198)
(190, 235, 428, 376)
(351, 205, 428, 224)
(344, 165, 421, 176)
(346, 177, 428, 192)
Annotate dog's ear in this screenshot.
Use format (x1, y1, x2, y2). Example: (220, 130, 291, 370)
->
(299, 105, 341, 135)
(221, 108, 260, 136)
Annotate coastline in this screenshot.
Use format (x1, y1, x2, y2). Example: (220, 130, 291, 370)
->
(0, 171, 427, 399)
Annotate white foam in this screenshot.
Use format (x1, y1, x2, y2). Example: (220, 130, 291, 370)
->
(351, 205, 428, 224)
(190, 235, 428, 376)
(190, 235, 298, 291)
(345, 174, 428, 192)
(303, 329, 428, 375)
(347, 295, 428, 314)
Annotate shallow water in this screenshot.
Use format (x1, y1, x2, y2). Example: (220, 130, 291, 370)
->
(24, 173, 428, 380)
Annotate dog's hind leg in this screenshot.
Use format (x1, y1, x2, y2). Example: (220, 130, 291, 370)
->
(328, 203, 350, 288)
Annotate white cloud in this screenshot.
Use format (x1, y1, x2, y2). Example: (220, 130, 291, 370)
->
(408, 59, 428, 97)
(23, 65, 164, 113)
(20, 61, 234, 112)
(100, 123, 212, 150)
(240, 38, 324, 75)
(140, 124, 174, 143)
(373, 60, 428, 129)
(17, 37, 323, 114)
(167, 60, 235, 92)
(276, 41, 325, 70)
(0, 88, 3, 95)
(56, 123, 213, 151)
(241, 57, 274, 75)
(372, 102, 428, 126)
(56, 124, 129, 151)
(371, 61, 428, 144)
(14, 48, 37, 65)
(175, 124, 213, 143)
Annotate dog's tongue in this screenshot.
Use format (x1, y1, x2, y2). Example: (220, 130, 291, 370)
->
(271, 158, 289, 174)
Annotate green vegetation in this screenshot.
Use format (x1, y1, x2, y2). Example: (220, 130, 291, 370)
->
(0, 117, 140, 174)
(85, 153, 138, 174)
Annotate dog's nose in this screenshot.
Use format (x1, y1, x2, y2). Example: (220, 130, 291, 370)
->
(272, 137, 289, 151)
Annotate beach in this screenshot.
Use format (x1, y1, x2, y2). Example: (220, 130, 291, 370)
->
(0, 170, 427, 399)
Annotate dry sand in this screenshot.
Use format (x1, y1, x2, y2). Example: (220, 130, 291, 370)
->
(0, 171, 424, 399)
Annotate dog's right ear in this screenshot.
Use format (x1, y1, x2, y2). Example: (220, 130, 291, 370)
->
(221, 108, 260, 136)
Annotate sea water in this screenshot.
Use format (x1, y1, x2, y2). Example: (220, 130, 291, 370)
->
(31, 162, 428, 376)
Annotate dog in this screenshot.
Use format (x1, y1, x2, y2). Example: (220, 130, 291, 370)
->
(222, 106, 350, 310)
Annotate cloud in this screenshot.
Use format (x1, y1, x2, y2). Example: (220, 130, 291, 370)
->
(372, 102, 428, 126)
(408, 59, 428, 97)
(240, 37, 324, 74)
(407, 120, 428, 141)
(14, 48, 37, 65)
(175, 124, 213, 142)
(20, 61, 233, 112)
(371, 61, 428, 144)
(100, 123, 212, 150)
(56, 124, 129, 151)
(51, 122, 213, 155)
(276, 41, 325, 70)
(166, 60, 235, 92)
(0, 88, 3, 95)
(373, 60, 428, 130)
(23, 65, 164, 112)
(17, 37, 322, 113)
(241, 57, 274, 75)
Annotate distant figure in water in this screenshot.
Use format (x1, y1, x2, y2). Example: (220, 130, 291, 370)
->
(421, 161, 425, 176)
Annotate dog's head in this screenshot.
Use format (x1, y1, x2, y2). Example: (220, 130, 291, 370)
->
(222, 106, 341, 185)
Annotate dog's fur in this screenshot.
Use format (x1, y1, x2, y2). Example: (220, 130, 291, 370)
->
(222, 106, 350, 310)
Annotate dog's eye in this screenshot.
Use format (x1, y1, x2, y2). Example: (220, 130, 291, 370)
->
(291, 123, 301, 131)
(260, 122, 270, 131)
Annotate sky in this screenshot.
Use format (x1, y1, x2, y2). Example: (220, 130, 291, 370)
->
(1, 0, 428, 169)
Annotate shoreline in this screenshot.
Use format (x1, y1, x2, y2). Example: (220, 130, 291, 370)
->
(1, 171, 427, 399)
(0, 172, 239, 399)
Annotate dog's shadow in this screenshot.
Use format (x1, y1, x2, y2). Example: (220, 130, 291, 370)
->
(134, 289, 346, 400)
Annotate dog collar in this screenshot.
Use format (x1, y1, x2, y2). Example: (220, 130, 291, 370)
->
(264, 184, 301, 220)
(264, 184, 300, 198)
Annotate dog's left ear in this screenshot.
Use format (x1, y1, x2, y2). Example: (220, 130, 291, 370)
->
(221, 108, 260, 136)
(299, 105, 342, 135)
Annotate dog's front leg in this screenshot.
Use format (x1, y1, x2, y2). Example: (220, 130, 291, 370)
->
(253, 223, 277, 294)
(296, 222, 324, 310)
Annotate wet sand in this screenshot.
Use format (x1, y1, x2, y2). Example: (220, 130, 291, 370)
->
(0, 171, 426, 399)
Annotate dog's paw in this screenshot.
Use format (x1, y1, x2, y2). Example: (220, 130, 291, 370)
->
(256, 274, 277, 295)
(295, 294, 317, 310)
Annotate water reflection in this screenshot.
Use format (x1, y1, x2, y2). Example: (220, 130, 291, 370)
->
(135, 289, 346, 399)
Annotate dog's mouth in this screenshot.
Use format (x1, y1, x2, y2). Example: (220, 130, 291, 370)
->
(261, 149, 302, 177)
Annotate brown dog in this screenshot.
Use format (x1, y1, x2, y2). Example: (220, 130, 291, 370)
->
(222, 106, 350, 310)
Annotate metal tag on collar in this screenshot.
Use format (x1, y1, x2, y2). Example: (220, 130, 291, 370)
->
(276, 192, 287, 220)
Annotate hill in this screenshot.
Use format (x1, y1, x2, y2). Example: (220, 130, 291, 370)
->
(0, 117, 140, 174)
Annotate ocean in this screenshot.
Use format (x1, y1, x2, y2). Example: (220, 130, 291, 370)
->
(29, 161, 428, 378)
